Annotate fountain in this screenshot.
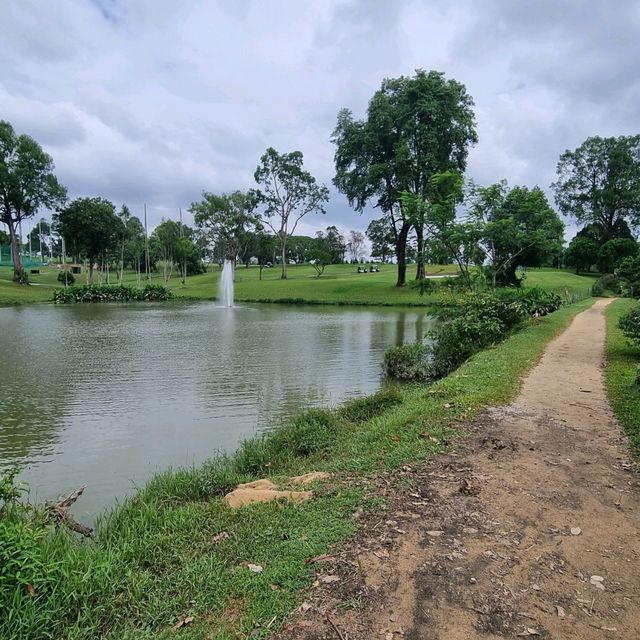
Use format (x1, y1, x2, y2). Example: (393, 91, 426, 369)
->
(219, 260, 234, 307)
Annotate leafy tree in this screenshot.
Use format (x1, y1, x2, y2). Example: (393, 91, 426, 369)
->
(323, 225, 347, 263)
(253, 232, 277, 279)
(55, 197, 122, 282)
(616, 255, 640, 297)
(470, 182, 564, 289)
(253, 147, 329, 279)
(308, 236, 332, 277)
(332, 69, 477, 286)
(150, 219, 181, 283)
(0, 229, 9, 245)
(564, 236, 599, 273)
(347, 230, 365, 262)
(286, 235, 315, 264)
(366, 217, 395, 263)
(122, 216, 146, 281)
(596, 237, 638, 274)
(553, 135, 640, 239)
(0, 120, 66, 283)
(576, 220, 634, 244)
(190, 191, 260, 264)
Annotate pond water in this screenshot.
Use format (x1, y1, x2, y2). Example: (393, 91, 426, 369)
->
(0, 302, 435, 520)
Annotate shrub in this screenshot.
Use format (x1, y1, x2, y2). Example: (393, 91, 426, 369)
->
(383, 342, 431, 382)
(56, 270, 75, 286)
(268, 409, 340, 458)
(615, 255, 640, 298)
(591, 274, 621, 297)
(52, 284, 173, 303)
(619, 305, 640, 345)
(495, 287, 563, 317)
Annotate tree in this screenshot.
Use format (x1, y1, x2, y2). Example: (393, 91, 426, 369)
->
(0, 121, 66, 283)
(323, 225, 347, 263)
(564, 236, 599, 273)
(286, 235, 315, 264)
(151, 219, 181, 283)
(553, 135, 640, 239)
(366, 217, 394, 263)
(347, 230, 365, 262)
(308, 235, 332, 277)
(470, 182, 564, 289)
(123, 216, 146, 284)
(596, 237, 638, 274)
(55, 197, 121, 282)
(190, 191, 260, 264)
(253, 147, 329, 279)
(332, 69, 477, 286)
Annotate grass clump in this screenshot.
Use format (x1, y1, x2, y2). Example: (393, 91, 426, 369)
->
(605, 300, 640, 458)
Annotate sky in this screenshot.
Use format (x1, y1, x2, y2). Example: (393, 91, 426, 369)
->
(2, 0, 639, 241)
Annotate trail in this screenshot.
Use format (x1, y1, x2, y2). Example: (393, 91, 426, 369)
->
(277, 299, 640, 639)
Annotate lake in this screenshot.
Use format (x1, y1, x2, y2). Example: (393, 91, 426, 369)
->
(0, 302, 435, 520)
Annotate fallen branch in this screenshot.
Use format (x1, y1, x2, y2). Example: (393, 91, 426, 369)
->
(48, 486, 93, 538)
(326, 614, 347, 640)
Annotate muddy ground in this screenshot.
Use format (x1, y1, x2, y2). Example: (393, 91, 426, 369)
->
(275, 299, 639, 639)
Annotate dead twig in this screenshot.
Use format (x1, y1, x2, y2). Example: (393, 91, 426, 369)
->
(48, 486, 93, 538)
(326, 614, 347, 640)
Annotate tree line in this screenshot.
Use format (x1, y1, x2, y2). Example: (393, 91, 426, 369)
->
(2, 68, 639, 286)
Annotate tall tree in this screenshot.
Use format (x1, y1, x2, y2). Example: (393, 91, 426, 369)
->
(55, 197, 121, 283)
(190, 191, 260, 265)
(253, 147, 329, 279)
(0, 121, 66, 283)
(553, 135, 640, 239)
(366, 217, 395, 263)
(332, 69, 477, 286)
(347, 230, 365, 262)
(323, 225, 347, 263)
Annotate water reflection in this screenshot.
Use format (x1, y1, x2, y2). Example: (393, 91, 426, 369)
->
(0, 303, 436, 518)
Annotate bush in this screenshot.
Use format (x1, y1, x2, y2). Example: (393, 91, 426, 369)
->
(56, 270, 75, 286)
(615, 255, 640, 298)
(591, 274, 621, 297)
(495, 287, 563, 317)
(52, 284, 173, 303)
(619, 305, 640, 345)
(383, 342, 431, 382)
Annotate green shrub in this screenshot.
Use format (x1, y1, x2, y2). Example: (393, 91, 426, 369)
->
(383, 342, 430, 382)
(619, 305, 640, 345)
(496, 287, 563, 317)
(52, 284, 173, 303)
(592, 274, 622, 297)
(56, 270, 75, 286)
(338, 386, 403, 422)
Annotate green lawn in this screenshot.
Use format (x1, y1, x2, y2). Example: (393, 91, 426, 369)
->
(1, 263, 596, 307)
(2, 298, 595, 640)
(605, 299, 640, 458)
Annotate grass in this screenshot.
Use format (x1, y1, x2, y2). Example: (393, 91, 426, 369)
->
(605, 299, 640, 458)
(1, 297, 594, 639)
(1, 263, 595, 307)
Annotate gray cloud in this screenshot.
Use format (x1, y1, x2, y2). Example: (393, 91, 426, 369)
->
(1, 0, 638, 241)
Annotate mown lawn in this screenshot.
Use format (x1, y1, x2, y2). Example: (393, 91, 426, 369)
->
(1, 298, 594, 640)
(0, 263, 595, 307)
(605, 299, 640, 458)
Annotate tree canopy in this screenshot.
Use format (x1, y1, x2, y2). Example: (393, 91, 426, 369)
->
(0, 120, 66, 282)
(55, 197, 122, 282)
(553, 135, 640, 239)
(332, 69, 477, 286)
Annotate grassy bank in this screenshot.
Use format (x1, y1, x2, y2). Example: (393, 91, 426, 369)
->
(1, 263, 594, 307)
(1, 298, 593, 639)
(605, 299, 640, 458)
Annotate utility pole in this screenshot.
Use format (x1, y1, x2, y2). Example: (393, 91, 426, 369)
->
(144, 204, 151, 282)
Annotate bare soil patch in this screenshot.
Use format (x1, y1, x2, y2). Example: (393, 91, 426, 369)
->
(275, 299, 640, 639)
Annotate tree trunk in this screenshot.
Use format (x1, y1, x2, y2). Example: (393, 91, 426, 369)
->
(395, 222, 410, 287)
(414, 225, 426, 281)
(8, 218, 27, 284)
(280, 236, 288, 279)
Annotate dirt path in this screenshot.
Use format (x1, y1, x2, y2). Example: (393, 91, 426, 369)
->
(277, 299, 640, 639)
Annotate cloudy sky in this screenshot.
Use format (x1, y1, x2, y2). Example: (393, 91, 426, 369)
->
(2, 0, 639, 240)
